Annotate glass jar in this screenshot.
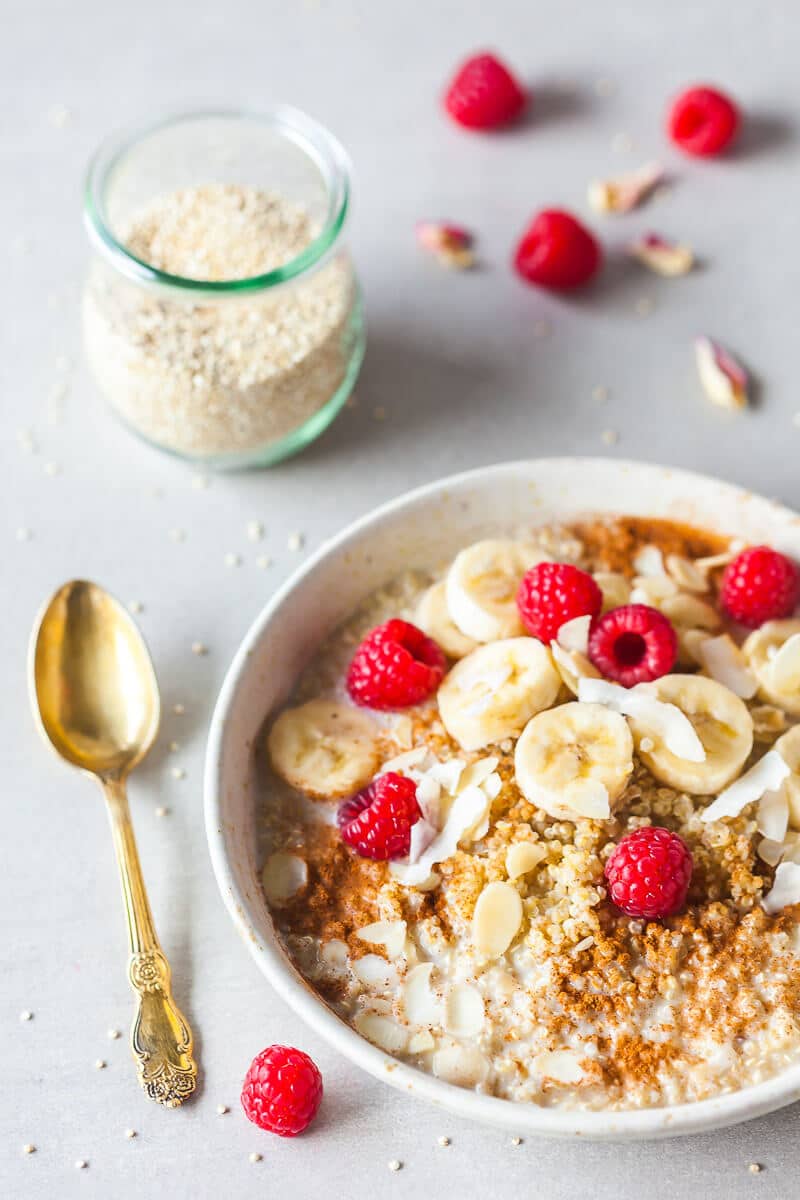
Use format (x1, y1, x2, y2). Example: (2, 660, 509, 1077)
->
(82, 108, 365, 468)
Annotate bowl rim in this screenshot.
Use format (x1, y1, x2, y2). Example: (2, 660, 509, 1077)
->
(204, 457, 800, 1139)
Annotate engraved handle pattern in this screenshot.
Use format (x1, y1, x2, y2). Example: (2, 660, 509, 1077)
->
(104, 777, 198, 1108)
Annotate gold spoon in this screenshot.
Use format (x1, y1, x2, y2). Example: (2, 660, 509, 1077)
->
(29, 580, 198, 1108)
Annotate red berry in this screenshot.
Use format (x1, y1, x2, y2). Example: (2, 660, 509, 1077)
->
(346, 618, 446, 710)
(444, 52, 527, 130)
(241, 1045, 323, 1137)
(588, 604, 677, 687)
(516, 562, 602, 643)
(338, 772, 421, 860)
(514, 210, 602, 291)
(720, 545, 800, 627)
(605, 826, 693, 920)
(667, 85, 740, 157)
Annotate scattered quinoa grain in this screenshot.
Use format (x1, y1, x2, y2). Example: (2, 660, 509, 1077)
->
(43, 461, 61, 477)
(168, 741, 180, 753)
(224, 552, 242, 568)
(256, 555, 272, 569)
(169, 528, 186, 543)
(173, 703, 186, 715)
(171, 767, 186, 780)
(748, 1163, 762, 1175)
(191, 474, 210, 490)
(128, 601, 144, 614)
(48, 104, 72, 127)
(246, 520, 264, 542)
(510, 1136, 522, 1146)
(437, 1136, 450, 1147)
(612, 132, 634, 154)
(216, 1104, 229, 1115)
(23, 1144, 36, 1155)
(108, 1028, 121, 1040)
(191, 642, 208, 656)
(16, 528, 32, 542)
(75, 1159, 88, 1170)
(20, 1010, 33, 1021)
(388, 1159, 402, 1172)
(601, 429, 619, 446)
(155, 806, 169, 818)
(95, 1059, 107, 1070)
(288, 532, 305, 552)
(125, 1129, 137, 1140)
(249, 1152, 262, 1164)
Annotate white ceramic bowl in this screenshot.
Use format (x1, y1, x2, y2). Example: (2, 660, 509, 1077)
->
(205, 458, 800, 1140)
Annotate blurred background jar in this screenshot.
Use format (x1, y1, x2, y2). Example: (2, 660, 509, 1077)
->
(82, 108, 365, 469)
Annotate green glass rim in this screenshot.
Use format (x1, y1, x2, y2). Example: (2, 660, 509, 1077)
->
(83, 106, 351, 294)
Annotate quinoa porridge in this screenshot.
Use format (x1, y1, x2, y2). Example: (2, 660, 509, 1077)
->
(258, 516, 800, 1112)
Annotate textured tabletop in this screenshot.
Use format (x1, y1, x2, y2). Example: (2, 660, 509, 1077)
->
(3, 1, 799, 1196)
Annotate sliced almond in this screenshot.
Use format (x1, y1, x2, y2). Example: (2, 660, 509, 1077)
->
(351, 954, 398, 989)
(557, 615, 592, 654)
(408, 1030, 435, 1054)
(630, 574, 679, 607)
(698, 634, 758, 699)
(432, 1044, 490, 1088)
(665, 554, 708, 593)
(320, 939, 349, 970)
(356, 920, 407, 959)
(533, 1049, 585, 1084)
(261, 853, 307, 906)
(506, 841, 546, 880)
(444, 984, 485, 1037)
(661, 593, 721, 631)
(354, 1010, 409, 1054)
(594, 571, 631, 612)
(550, 641, 602, 697)
(633, 545, 667, 577)
(472, 881, 523, 958)
(402, 962, 442, 1026)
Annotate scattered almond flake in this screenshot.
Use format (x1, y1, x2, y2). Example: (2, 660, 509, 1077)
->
(356, 919, 407, 959)
(388, 1160, 403, 1173)
(416, 220, 475, 269)
(95, 1058, 107, 1069)
(444, 984, 485, 1037)
(533, 1049, 585, 1084)
(402, 962, 442, 1026)
(578, 677, 706, 762)
(611, 132, 634, 154)
(594, 77, 616, 96)
(16, 527, 32, 542)
(373, 406, 386, 421)
(169, 528, 186, 543)
(573, 935, 595, 953)
(20, 1009, 33, 1021)
(665, 554, 707, 592)
(191, 641, 208, 656)
(595, 571, 631, 611)
(390, 785, 488, 887)
(763, 861, 800, 914)
(432, 1044, 489, 1087)
(354, 1010, 409, 1053)
(506, 841, 546, 880)
(191, 474, 210, 490)
(287, 531, 304, 552)
(256, 555, 273, 569)
(695, 336, 749, 410)
(633, 545, 667, 578)
(472, 880, 523, 958)
(173, 703, 186, 715)
(262, 852, 308, 905)
(696, 546, 741, 573)
(224, 552, 242, 568)
(557, 614, 592, 654)
(108, 1028, 121, 1039)
(757, 789, 789, 843)
(629, 233, 694, 277)
(125, 1129, 137, 1139)
(698, 635, 758, 699)
(128, 600, 144, 614)
(246, 519, 264, 542)
(379, 746, 431, 776)
(23, 1144, 36, 1155)
(591, 384, 609, 402)
(757, 837, 786, 866)
(550, 641, 601, 696)
(701, 751, 791, 823)
(634, 296, 655, 317)
(662, 593, 719, 632)
(249, 1152, 263, 1164)
(216, 1104, 229, 1115)
(155, 806, 169, 818)
(170, 766, 186, 780)
(43, 461, 61, 477)
(533, 319, 552, 338)
(601, 429, 619, 446)
(75, 1160, 88, 1170)
(437, 1136, 451, 1147)
(589, 163, 663, 214)
(48, 103, 72, 127)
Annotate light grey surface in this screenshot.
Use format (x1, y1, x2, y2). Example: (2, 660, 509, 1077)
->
(2, 1, 798, 1196)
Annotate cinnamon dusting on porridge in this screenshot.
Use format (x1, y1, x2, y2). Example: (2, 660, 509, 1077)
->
(257, 516, 800, 1111)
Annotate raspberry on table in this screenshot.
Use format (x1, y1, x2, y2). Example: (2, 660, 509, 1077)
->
(667, 85, 740, 156)
(516, 562, 602, 643)
(241, 1045, 323, 1137)
(605, 826, 693, 919)
(443, 52, 527, 130)
(588, 603, 677, 687)
(513, 210, 602, 291)
(346, 618, 446, 710)
(338, 772, 421, 860)
(720, 545, 800, 627)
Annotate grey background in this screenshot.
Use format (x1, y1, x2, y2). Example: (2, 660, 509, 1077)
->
(2, 1, 798, 1196)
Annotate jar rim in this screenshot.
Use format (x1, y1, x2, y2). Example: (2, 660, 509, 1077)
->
(83, 106, 351, 293)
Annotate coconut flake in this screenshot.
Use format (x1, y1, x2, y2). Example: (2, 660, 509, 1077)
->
(557, 615, 592, 654)
(378, 747, 430, 776)
(356, 920, 407, 959)
(698, 634, 758, 699)
(757, 789, 790, 843)
(456, 757, 498, 792)
(757, 838, 786, 867)
(763, 862, 800, 914)
(428, 758, 466, 795)
(390, 785, 488, 886)
(701, 751, 791, 823)
(533, 1050, 585, 1084)
(408, 817, 438, 864)
(577, 677, 705, 763)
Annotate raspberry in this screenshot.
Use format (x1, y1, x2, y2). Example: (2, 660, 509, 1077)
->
(720, 545, 800, 627)
(516, 562, 602, 643)
(605, 826, 693, 920)
(346, 618, 446, 710)
(444, 52, 527, 130)
(337, 772, 421, 860)
(588, 604, 677, 687)
(241, 1045, 323, 1137)
(513, 210, 602, 291)
(667, 85, 740, 157)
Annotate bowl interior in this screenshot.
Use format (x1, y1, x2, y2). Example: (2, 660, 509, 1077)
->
(206, 458, 800, 1139)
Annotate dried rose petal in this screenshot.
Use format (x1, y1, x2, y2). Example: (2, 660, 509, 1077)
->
(416, 221, 475, 269)
(588, 162, 664, 214)
(695, 336, 750, 410)
(629, 233, 694, 277)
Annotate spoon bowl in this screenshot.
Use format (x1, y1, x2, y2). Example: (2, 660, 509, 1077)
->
(32, 580, 159, 778)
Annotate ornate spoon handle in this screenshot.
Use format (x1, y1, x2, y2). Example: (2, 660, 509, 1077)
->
(103, 776, 198, 1107)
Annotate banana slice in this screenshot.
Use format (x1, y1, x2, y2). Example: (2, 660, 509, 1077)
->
(774, 726, 800, 829)
(744, 620, 800, 716)
(446, 539, 546, 642)
(267, 698, 380, 799)
(416, 580, 478, 659)
(438, 638, 561, 752)
(630, 675, 753, 794)
(515, 702, 633, 821)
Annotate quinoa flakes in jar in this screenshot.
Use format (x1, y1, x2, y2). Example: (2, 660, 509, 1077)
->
(82, 108, 365, 468)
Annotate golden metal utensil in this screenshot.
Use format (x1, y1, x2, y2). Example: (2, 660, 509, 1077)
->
(30, 580, 197, 1107)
